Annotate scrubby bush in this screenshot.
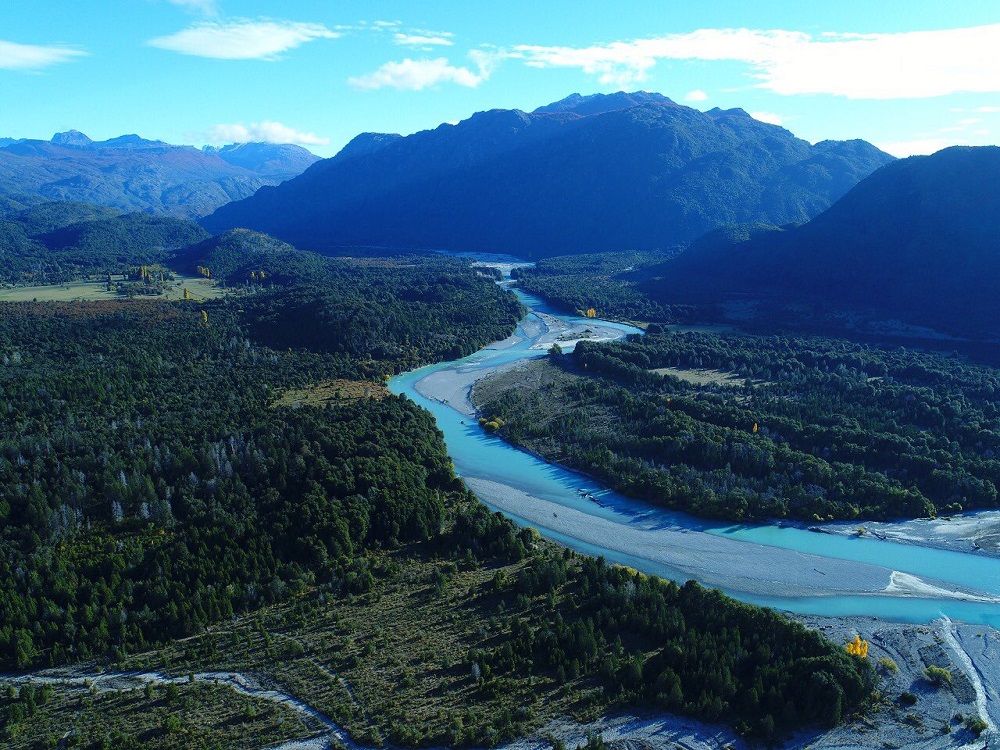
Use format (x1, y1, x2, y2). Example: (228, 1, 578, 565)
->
(924, 665, 952, 686)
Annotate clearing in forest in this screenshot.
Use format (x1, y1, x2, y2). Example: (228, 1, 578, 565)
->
(649, 367, 743, 387)
(276, 379, 392, 408)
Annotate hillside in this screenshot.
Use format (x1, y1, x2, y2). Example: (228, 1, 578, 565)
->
(201, 92, 894, 257)
(648, 146, 1000, 338)
(0, 201, 207, 282)
(172, 228, 328, 284)
(0, 132, 319, 219)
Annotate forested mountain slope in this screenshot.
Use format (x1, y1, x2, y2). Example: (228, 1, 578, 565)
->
(647, 146, 1000, 338)
(202, 92, 893, 257)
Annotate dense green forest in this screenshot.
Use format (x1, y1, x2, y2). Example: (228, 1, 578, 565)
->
(0, 301, 456, 668)
(474, 329, 1000, 521)
(512, 250, 693, 324)
(240, 264, 525, 367)
(172, 228, 330, 285)
(0, 249, 879, 745)
(0, 202, 208, 283)
(474, 552, 874, 739)
(0, 254, 524, 670)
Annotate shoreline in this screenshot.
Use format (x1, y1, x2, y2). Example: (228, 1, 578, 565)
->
(815, 512, 1000, 558)
(400, 289, 1000, 749)
(409, 305, 1000, 609)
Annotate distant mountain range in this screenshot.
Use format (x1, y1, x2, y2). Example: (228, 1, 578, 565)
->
(647, 146, 1000, 338)
(0, 132, 319, 219)
(202, 91, 894, 257)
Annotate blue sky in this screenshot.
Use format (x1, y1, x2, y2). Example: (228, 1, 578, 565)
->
(3, 1, 1000, 157)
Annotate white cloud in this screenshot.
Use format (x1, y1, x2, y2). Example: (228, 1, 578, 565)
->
(394, 32, 454, 48)
(976, 106, 1000, 112)
(684, 89, 708, 102)
(349, 51, 494, 90)
(0, 40, 86, 71)
(207, 121, 329, 146)
(166, 0, 218, 15)
(750, 111, 783, 125)
(508, 24, 1000, 99)
(939, 115, 989, 133)
(148, 19, 339, 60)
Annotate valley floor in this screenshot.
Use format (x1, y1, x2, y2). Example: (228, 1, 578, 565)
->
(409, 313, 1000, 750)
(4, 615, 995, 750)
(0, 274, 224, 302)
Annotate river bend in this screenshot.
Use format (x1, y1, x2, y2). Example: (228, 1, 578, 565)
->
(391, 288, 1000, 627)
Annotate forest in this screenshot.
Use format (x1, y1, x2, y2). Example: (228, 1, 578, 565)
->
(0, 253, 524, 668)
(0, 202, 208, 284)
(474, 553, 874, 740)
(474, 328, 1000, 521)
(512, 250, 691, 324)
(0, 249, 878, 745)
(0, 301, 455, 668)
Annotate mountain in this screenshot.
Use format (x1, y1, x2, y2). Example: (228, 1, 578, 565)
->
(647, 146, 1000, 338)
(201, 92, 894, 258)
(0, 133, 320, 219)
(0, 193, 45, 216)
(50, 130, 93, 147)
(533, 90, 671, 116)
(328, 132, 403, 163)
(202, 142, 321, 180)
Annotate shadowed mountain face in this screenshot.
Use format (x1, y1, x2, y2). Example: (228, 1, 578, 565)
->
(201, 92, 893, 258)
(0, 133, 319, 219)
(647, 146, 1000, 338)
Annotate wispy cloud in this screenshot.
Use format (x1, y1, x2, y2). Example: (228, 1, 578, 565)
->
(349, 50, 494, 90)
(148, 19, 339, 60)
(750, 111, 784, 125)
(166, 0, 218, 16)
(508, 24, 1000, 99)
(936, 113, 992, 133)
(684, 89, 708, 102)
(393, 31, 454, 48)
(207, 121, 329, 146)
(0, 40, 86, 71)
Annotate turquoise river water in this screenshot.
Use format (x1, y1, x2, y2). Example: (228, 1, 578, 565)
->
(391, 288, 1000, 627)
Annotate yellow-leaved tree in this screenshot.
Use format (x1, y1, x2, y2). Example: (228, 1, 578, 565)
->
(846, 635, 869, 658)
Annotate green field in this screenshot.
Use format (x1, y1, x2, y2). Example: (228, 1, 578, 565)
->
(0, 275, 226, 302)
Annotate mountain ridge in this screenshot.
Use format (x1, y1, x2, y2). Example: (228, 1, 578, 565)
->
(647, 145, 1000, 338)
(0, 132, 320, 219)
(202, 92, 894, 257)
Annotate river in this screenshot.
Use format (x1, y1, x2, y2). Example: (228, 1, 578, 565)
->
(390, 285, 1000, 627)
